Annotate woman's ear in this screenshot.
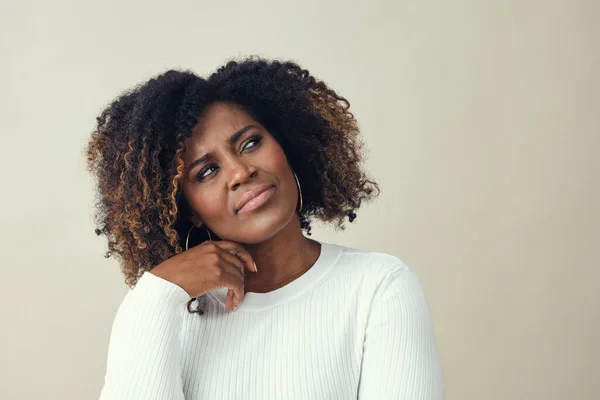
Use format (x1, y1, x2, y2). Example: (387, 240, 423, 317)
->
(189, 213, 204, 228)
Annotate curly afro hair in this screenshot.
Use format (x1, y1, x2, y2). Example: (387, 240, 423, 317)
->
(85, 56, 380, 292)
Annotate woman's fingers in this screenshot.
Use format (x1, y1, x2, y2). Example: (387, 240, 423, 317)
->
(211, 241, 257, 273)
(219, 262, 244, 311)
(221, 272, 245, 310)
(216, 251, 246, 310)
(226, 290, 235, 311)
(202, 240, 257, 311)
(216, 249, 247, 278)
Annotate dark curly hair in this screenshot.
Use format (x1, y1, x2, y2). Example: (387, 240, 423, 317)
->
(85, 56, 380, 304)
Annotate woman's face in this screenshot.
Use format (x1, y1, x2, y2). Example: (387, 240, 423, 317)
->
(180, 101, 299, 244)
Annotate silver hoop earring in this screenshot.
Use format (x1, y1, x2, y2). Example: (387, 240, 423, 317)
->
(185, 225, 212, 251)
(293, 170, 303, 212)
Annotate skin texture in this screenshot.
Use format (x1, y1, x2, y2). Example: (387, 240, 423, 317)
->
(84, 57, 381, 314)
(180, 102, 321, 294)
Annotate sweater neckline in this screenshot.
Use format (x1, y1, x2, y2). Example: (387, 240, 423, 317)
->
(207, 240, 341, 311)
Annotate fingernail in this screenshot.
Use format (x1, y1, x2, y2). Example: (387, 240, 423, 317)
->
(253, 261, 258, 272)
(233, 304, 238, 311)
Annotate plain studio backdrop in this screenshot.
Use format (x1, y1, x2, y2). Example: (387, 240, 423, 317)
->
(1, 1, 598, 399)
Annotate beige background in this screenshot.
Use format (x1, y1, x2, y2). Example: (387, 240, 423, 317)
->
(1, 0, 598, 399)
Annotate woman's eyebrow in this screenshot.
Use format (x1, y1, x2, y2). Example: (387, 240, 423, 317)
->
(185, 124, 258, 174)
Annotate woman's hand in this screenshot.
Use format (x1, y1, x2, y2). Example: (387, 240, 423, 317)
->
(150, 240, 257, 311)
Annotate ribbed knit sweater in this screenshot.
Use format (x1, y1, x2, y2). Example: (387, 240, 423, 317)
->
(99, 240, 445, 399)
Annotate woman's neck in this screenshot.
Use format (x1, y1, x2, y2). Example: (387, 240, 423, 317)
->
(243, 218, 321, 294)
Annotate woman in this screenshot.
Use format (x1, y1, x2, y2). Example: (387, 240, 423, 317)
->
(86, 57, 444, 399)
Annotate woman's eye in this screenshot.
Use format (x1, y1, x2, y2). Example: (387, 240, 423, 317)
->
(243, 135, 262, 151)
(197, 165, 217, 181)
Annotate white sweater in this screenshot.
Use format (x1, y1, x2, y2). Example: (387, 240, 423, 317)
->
(99, 240, 444, 399)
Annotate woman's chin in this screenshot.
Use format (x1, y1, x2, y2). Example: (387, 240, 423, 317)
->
(226, 206, 296, 244)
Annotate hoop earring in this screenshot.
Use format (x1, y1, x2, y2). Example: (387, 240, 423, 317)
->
(185, 225, 212, 251)
(293, 170, 303, 212)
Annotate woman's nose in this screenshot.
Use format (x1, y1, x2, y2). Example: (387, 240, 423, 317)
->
(228, 160, 257, 190)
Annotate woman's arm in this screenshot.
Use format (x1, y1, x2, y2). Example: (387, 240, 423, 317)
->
(99, 271, 191, 400)
(357, 263, 445, 399)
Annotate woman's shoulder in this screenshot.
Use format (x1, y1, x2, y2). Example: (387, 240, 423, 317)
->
(325, 241, 430, 320)
(330, 241, 406, 267)
(326, 240, 410, 277)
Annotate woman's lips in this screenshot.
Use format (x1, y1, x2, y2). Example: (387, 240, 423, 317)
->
(237, 186, 276, 214)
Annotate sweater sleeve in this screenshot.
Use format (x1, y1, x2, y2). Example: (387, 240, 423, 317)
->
(357, 263, 445, 399)
(99, 271, 192, 400)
